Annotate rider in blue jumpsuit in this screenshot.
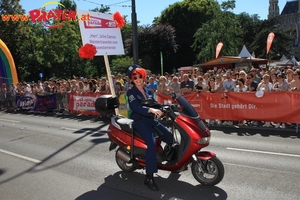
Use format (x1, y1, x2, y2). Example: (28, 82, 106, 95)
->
(126, 65, 173, 191)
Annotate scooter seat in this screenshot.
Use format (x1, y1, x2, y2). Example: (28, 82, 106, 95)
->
(116, 118, 142, 137)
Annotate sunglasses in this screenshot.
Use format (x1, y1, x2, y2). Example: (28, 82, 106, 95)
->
(133, 75, 143, 80)
(247, 77, 252, 79)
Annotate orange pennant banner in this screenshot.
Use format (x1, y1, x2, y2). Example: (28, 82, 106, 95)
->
(216, 42, 223, 58)
(266, 32, 275, 55)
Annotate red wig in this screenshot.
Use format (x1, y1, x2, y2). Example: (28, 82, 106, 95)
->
(131, 68, 147, 82)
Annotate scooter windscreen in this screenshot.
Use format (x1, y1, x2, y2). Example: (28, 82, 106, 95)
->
(176, 95, 199, 118)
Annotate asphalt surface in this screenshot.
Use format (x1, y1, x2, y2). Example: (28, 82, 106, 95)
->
(0, 110, 299, 200)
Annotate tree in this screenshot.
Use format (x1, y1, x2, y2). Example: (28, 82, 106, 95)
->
(125, 24, 178, 73)
(193, 9, 240, 62)
(0, 0, 28, 79)
(249, 17, 292, 60)
(155, 0, 221, 67)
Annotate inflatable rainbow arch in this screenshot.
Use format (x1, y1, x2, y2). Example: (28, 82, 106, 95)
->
(0, 39, 18, 86)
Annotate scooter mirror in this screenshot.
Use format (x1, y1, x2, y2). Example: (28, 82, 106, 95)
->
(170, 92, 176, 100)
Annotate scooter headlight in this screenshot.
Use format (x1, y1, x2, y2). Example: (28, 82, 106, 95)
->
(197, 136, 210, 144)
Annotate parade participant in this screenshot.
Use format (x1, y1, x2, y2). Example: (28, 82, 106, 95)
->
(126, 65, 174, 191)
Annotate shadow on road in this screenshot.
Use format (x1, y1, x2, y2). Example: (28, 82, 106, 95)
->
(76, 171, 228, 200)
(0, 123, 109, 185)
(0, 169, 6, 177)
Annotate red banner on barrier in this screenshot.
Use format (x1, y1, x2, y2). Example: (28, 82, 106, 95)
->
(157, 92, 300, 123)
(69, 93, 100, 115)
(69, 93, 131, 117)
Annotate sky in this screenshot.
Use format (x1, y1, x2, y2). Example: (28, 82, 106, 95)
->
(19, 0, 288, 25)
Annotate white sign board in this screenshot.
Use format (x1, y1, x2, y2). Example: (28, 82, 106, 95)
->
(77, 10, 125, 55)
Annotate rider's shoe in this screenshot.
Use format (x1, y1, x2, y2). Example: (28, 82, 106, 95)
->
(144, 173, 159, 191)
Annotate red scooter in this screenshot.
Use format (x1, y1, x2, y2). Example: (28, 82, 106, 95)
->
(95, 94, 224, 186)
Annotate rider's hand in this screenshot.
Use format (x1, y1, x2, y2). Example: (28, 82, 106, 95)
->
(149, 108, 163, 118)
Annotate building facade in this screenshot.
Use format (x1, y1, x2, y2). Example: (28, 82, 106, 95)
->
(268, 0, 300, 59)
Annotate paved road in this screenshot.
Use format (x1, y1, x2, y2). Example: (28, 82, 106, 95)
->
(0, 111, 299, 200)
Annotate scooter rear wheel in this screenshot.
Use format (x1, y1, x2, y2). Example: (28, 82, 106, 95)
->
(191, 156, 224, 186)
(115, 148, 137, 172)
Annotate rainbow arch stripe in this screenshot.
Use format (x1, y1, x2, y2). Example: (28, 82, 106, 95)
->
(0, 39, 18, 86)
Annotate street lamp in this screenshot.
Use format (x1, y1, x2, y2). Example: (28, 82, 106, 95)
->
(131, 0, 139, 64)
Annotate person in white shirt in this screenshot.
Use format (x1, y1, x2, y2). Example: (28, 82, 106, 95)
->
(223, 71, 235, 92)
(257, 74, 272, 91)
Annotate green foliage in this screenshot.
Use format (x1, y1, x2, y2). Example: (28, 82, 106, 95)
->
(110, 56, 135, 75)
(248, 17, 292, 59)
(193, 8, 292, 62)
(0, 0, 294, 82)
(193, 10, 239, 62)
(0, 0, 27, 79)
(156, 0, 221, 67)
(125, 24, 178, 73)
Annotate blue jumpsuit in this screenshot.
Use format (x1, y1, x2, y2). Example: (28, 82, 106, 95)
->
(127, 85, 173, 173)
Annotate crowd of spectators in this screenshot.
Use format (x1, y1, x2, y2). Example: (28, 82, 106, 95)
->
(0, 65, 299, 129)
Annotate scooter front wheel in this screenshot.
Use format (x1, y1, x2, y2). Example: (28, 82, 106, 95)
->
(191, 156, 224, 186)
(115, 147, 137, 172)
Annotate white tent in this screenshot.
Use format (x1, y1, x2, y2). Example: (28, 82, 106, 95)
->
(238, 45, 254, 58)
(291, 56, 298, 66)
(280, 55, 287, 60)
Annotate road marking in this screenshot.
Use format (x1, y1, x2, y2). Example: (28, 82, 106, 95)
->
(61, 127, 78, 131)
(0, 118, 20, 123)
(227, 147, 300, 158)
(0, 149, 41, 163)
(223, 162, 300, 175)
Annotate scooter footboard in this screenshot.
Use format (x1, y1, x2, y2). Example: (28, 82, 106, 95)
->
(195, 151, 216, 160)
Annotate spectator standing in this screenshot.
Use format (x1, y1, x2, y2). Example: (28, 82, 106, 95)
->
(202, 73, 209, 86)
(285, 69, 294, 84)
(289, 70, 300, 91)
(54, 82, 65, 112)
(214, 74, 223, 92)
(272, 74, 289, 129)
(83, 81, 90, 93)
(180, 74, 194, 95)
(238, 70, 247, 82)
(10, 83, 17, 110)
(156, 76, 169, 95)
(124, 76, 133, 91)
(207, 77, 217, 93)
(245, 73, 258, 91)
(169, 76, 181, 96)
(70, 80, 77, 94)
(23, 82, 32, 94)
(270, 73, 277, 86)
(115, 81, 125, 97)
(0, 84, 5, 110)
(148, 77, 157, 96)
(116, 73, 124, 86)
(194, 76, 207, 93)
(234, 78, 247, 126)
(223, 71, 235, 92)
(88, 81, 96, 93)
(234, 78, 248, 92)
(95, 78, 109, 94)
(249, 68, 261, 83)
(257, 74, 272, 92)
(77, 81, 84, 94)
(222, 71, 235, 126)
